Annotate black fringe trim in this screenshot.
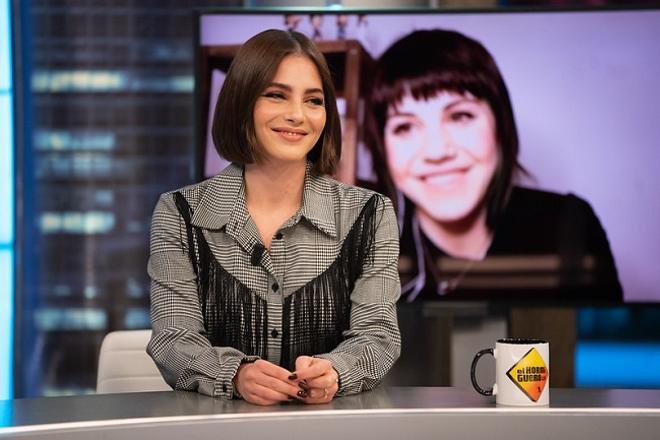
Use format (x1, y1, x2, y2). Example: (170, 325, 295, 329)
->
(204, 262, 268, 357)
(173, 192, 268, 358)
(280, 194, 382, 370)
(172, 191, 382, 368)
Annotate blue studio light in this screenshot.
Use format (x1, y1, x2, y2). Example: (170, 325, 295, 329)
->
(0, 0, 14, 400)
(575, 341, 660, 388)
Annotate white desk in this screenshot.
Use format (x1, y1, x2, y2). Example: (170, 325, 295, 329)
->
(2, 387, 660, 439)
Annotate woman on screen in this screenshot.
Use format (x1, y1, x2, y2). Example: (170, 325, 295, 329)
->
(147, 30, 400, 404)
(366, 29, 622, 301)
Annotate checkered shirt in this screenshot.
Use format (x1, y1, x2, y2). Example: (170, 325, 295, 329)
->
(147, 163, 401, 399)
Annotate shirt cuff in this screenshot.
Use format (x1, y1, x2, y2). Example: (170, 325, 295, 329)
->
(225, 355, 260, 400)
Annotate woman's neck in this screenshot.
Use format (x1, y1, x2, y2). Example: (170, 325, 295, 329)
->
(417, 206, 492, 261)
(244, 160, 307, 216)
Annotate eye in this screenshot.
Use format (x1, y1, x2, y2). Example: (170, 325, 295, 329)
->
(263, 91, 285, 100)
(449, 111, 475, 123)
(391, 122, 413, 136)
(307, 97, 325, 106)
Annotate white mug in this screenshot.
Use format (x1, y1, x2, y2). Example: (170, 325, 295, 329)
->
(471, 338, 550, 406)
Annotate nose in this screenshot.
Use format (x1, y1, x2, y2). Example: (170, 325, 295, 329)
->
(422, 124, 456, 162)
(284, 100, 304, 125)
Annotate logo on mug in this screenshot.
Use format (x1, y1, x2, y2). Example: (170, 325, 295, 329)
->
(506, 348, 548, 402)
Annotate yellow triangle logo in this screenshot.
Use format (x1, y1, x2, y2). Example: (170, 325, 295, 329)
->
(506, 348, 548, 402)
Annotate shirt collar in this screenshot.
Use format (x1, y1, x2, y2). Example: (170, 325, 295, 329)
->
(190, 163, 246, 231)
(300, 162, 337, 239)
(190, 162, 337, 239)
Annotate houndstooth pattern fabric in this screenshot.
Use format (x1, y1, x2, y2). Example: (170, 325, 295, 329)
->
(147, 163, 401, 399)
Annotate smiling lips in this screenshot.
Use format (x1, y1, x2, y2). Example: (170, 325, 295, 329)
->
(272, 127, 308, 142)
(418, 168, 470, 186)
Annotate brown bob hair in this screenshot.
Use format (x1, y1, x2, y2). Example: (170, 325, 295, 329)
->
(212, 29, 341, 175)
(366, 29, 524, 229)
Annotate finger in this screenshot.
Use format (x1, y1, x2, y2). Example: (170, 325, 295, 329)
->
(257, 374, 302, 398)
(292, 359, 330, 381)
(294, 355, 314, 375)
(306, 387, 325, 400)
(304, 379, 338, 400)
(301, 386, 335, 404)
(237, 362, 299, 402)
(305, 373, 338, 390)
(253, 359, 294, 382)
(242, 385, 281, 406)
(250, 383, 294, 403)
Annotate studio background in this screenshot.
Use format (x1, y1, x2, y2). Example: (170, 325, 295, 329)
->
(5, 0, 660, 398)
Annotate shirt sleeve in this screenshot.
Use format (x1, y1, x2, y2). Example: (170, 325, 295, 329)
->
(315, 195, 402, 396)
(146, 193, 254, 399)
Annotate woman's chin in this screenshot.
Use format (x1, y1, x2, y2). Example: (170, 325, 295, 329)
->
(416, 201, 484, 229)
(426, 211, 472, 225)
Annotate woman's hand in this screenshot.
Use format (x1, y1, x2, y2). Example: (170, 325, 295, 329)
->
(233, 359, 301, 405)
(291, 356, 339, 404)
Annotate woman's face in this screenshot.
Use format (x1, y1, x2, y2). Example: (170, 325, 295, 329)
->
(253, 54, 326, 166)
(384, 90, 498, 224)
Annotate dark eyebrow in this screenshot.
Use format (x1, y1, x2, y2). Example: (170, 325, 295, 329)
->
(388, 110, 415, 117)
(266, 82, 323, 95)
(388, 96, 479, 117)
(445, 97, 479, 110)
(267, 82, 292, 92)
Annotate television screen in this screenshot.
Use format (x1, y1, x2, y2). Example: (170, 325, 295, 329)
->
(196, 8, 660, 304)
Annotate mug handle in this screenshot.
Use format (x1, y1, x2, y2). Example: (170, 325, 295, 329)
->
(470, 348, 494, 396)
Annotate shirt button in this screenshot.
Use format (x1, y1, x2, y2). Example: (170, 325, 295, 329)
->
(275, 233, 283, 239)
(271, 329, 279, 338)
(272, 282, 279, 292)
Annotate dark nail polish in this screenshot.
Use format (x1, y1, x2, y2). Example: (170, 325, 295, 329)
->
(298, 381, 309, 390)
(297, 390, 308, 398)
(288, 374, 297, 380)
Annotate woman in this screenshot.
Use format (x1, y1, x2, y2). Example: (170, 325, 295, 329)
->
(147, 29, 401, 405)
(366, 29, 622, 302)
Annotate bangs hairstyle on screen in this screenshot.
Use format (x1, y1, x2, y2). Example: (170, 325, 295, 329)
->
(212, 29, 342, 175)
(367, 29, 524, 229)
